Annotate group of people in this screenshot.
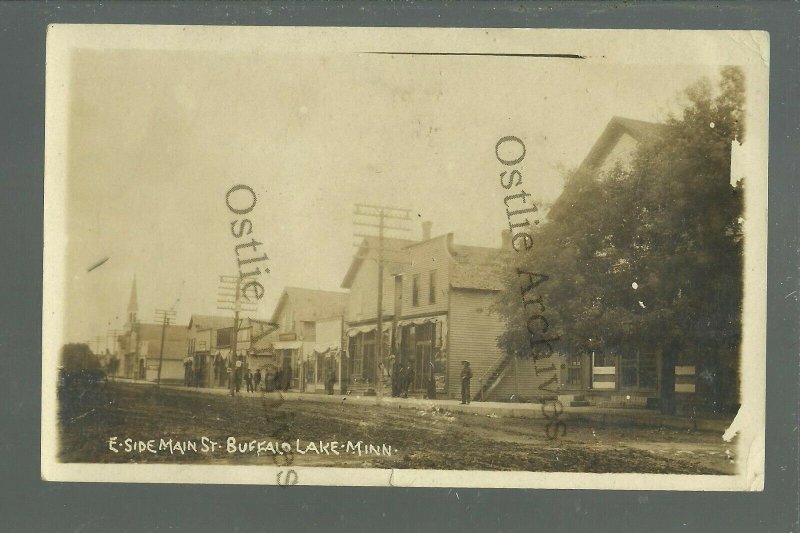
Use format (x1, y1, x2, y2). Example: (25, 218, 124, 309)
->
(390, 361, 417, 398)
(388, 359, 471, 402)
(243, 369, 262, 392)
(240, 366, 292, 393)
(184, 354, 473, 402)
(182, 357, 204, 387)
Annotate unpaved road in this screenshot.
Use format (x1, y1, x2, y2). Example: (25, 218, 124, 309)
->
(58, 382, 735, 474)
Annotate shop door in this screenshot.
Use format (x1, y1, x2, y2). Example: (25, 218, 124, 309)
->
(415, 342, 432, 390)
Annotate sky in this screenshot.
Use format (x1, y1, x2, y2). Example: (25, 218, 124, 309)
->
(61, 48, 716, 347)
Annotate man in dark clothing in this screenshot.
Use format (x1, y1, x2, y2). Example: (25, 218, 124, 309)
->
(245, 371, 254, 393)
(326, 370, 336, 395)
(398, 366, 408, 398)
(283, 366, 292, 392)
(404, 365, 415, 398)
(391, 361, 401, 397)
(184, 359, 192, 387)
(460, 360, 473, 404)
(254, 369, 262, 391)
(426, 374, 437, 400)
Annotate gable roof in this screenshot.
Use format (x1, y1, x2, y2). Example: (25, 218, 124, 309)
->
(449, 243, 510, 291)
(251, 329, 280, 351)
(269, 287, 349, 324)
(187, 314, 237, 331)
(341, 236, 416, 289)
(578, 116, 669, 173)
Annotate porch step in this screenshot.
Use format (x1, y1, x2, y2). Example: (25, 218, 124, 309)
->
(570, 400, 590, 407)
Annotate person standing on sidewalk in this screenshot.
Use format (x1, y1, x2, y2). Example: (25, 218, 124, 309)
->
(398, 365, 408, 398)
(254, 369, 262, 391)
(326, 369, 336, 395)
(283, 365, 292, 392)
(245, 370, 254, 393)
(460, 360, 473, 404)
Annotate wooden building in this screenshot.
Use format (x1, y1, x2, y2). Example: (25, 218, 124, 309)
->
(186, 314, 278, 388)
(341, 222, 528, 400)
(115, 278, 188, 382)
(535, 116, 705, 409)
(268, 287, 348, 392)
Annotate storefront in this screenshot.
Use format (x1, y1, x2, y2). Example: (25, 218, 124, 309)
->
(571, 349, 697, 407)
(588, 350, 662, 392)
(395, 316, 447, 395)
(304, 345, 341, 393)
(345, 324, 390, 390)
(273, 340, 302, 390)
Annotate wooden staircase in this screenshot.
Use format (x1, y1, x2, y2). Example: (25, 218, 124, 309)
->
(473, 354, 514, 402)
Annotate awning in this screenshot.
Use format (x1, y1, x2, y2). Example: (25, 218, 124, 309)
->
(272, 341, 302, 350)
(397, 315, 446, 327)
(311, 343, 340, 355)
(346, 323, 391, 337)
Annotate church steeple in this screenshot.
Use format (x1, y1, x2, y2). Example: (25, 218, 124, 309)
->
(126, 276, 138, 328)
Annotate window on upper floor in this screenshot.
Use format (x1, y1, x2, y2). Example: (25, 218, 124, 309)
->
(216, 328, 232, 347)
(412, 274, 420, 307)
(429, 270, 437, 304)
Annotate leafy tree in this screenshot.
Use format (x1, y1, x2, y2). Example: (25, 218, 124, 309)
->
(60, 343, 102, 372)
(106, 355, 120, 377)
(495, 67, 744, 414)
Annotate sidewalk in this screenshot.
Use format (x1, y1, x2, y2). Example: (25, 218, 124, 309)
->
(112, 378, 732, 433)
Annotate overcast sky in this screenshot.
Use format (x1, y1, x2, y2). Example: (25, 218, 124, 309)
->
(62, 48, 714, 346)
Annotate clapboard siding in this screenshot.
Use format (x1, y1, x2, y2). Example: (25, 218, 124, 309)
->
(346, 259, 396, 323)
(489, 355, 563, 401)
(402, 236, 451, 317)
(447, 289, 506, 399)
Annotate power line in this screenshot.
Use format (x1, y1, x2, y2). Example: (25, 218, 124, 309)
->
(352, 202, 412, 399)
(217, 275, 256, 397)
(153, 308, 176, 390)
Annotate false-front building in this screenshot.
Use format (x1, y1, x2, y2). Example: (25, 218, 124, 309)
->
(341, 223, 531, 400)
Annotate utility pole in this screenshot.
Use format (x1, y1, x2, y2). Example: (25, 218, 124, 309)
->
(217, 275, 257, 397)
(154, 308, 176, 389)
(353, 203, 412, 399)
(92, 336, 104, 356)
(107, 329, 122, 379)
(107, 330, 121, 353)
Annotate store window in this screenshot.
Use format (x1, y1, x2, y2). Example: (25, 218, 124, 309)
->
(620, 351, 657, 390)
(429, 270, 437, 304)
(349, 331, 376, 384)
(565, 353, 582, 386)
(412, 274, 419, 307)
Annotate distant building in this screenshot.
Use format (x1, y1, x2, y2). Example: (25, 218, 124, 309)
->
(186, 314, 235, 388)
(341, 222, 515, 400)
(576, 116, 670, 178)
(268, 287, 348, 392)
(186, 314, 278, 388)
(555, 116, 710, 408)
(116, 277, 188, 382)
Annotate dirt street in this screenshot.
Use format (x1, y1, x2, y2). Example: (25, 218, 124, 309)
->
(58, 382, 735, 474)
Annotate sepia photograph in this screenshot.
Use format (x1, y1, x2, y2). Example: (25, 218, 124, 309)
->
(41, 25, 769, 490)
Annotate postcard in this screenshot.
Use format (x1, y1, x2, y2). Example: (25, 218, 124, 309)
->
(42, 25, 769, 490)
